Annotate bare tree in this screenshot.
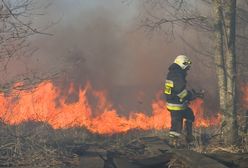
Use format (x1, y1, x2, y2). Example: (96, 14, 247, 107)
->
(0, 0, 54, 93)
(0, 1, 67, 166)
(212, 0, 238, 145)
(212, 0, 226, 121)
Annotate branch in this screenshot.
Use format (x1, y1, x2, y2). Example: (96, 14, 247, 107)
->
(179, 35, 213, 58)
(2, 0, 52, 36)
(142, 16, 207, 31)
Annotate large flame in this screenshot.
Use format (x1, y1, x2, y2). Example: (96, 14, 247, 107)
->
(0, 81, 220, 134)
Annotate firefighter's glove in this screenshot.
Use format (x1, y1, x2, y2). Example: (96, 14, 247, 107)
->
(196, 89, 205, 99)
(190, 89, 205, 100)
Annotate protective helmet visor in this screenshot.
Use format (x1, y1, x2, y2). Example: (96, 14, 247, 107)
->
(183, 60, 192, 66)
(183, 60, 192, 70)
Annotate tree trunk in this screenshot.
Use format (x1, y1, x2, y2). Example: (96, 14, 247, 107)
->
(212, 0, 238, 145)
(212, 0, 227, 116)
(222, 0, 238, 145)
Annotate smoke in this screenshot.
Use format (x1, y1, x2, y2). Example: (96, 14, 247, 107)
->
(16, 0, 218, 115)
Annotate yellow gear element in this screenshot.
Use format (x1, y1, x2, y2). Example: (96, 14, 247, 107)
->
(177, 89, 188, 102)
(166, 103, 187, 111)
(164, 80, 174, 95)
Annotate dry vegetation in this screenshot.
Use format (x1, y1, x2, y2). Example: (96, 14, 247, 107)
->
(0, 121, 82, 167)
(0, 120, 247, 167)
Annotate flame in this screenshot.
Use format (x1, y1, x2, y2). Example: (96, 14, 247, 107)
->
(190, 98, 221, 127)
(0, 81, 220, 134)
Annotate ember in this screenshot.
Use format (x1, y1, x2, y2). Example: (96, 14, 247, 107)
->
(0, 81, 220, 134)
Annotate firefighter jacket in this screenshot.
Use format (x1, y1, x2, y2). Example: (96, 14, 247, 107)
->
(164, 63, 193, 111)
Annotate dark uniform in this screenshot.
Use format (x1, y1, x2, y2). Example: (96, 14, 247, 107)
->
(164, 63, 195, 140)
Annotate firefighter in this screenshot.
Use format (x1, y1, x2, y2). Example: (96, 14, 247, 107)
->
(164, 55, 197, 143)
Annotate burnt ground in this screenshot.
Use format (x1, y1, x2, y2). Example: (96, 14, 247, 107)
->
(0, 121, 247, 168)
(77, 135, 248, 168)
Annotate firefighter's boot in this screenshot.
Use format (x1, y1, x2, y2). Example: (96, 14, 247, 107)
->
(168, 131, 183, 148)
(185, 121, 194, 144)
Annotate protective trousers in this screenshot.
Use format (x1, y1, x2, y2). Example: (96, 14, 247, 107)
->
(169, 107, 195, 136)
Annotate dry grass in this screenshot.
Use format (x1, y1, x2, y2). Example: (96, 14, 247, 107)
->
(0, 121, 85, 167)
(0, 121, 247, 167)
(167, 158, 188, 168)
(190, 126, 248, 153)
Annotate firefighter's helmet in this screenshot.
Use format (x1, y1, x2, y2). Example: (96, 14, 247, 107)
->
(174, 55, 192, 70)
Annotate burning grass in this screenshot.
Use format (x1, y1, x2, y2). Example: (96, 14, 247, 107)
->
(0, 80, 221, 135)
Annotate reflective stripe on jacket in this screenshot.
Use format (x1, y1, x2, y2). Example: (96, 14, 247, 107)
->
(164, 63, 192, 109)
(166, 102, 188, 111)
